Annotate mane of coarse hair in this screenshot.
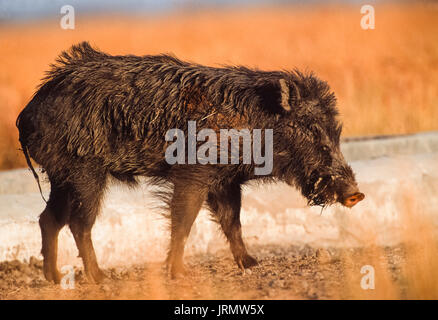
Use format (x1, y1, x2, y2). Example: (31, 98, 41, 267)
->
(35, 42, 338, 131)
(52, 41, 107, 68)
(38, 42, 107, 88)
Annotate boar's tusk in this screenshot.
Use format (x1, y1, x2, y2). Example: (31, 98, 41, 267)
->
(314, 177, 323, 190)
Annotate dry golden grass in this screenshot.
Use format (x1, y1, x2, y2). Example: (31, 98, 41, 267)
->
(0, 2, 437, 171)
(338, 192, 438, 300)
(397, 195, 438, 299)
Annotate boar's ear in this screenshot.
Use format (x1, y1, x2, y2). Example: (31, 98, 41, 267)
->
(278, 79, 292, 112)
(256, 78, 298, 114)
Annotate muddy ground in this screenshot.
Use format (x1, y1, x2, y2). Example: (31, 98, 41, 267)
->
(0, 244, 409, 300)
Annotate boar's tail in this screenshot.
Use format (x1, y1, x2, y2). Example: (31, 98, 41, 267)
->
(16, 110, 47, 204)
(19, 140, 47, 204)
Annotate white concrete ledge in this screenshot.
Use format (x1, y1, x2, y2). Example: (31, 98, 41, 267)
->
(1, 132, 437, 267)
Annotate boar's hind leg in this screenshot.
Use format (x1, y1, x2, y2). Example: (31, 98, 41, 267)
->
(207, 183, 258, 270)
(167, 182, 207, 278)
(39, 183, 71, 284)
(68, 171, 107, 284)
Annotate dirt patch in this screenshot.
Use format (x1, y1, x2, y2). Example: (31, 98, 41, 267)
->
(0, 244, 411, 300)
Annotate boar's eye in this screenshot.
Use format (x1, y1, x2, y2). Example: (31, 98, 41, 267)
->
(322, 145, 330, 153)
(308, 124, 318, 133)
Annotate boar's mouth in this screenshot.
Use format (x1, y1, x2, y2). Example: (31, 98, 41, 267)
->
(303, 174, 337, 207)
(303, 173, 365, 208)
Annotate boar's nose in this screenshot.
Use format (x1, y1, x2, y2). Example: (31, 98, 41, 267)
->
(342, 192, 365, 208)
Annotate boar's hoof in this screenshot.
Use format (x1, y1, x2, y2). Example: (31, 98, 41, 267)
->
(84, 267, 107, 284)
(170, 265, 186, 279)
(43, 265, 62, 284)
(237, 254, 258, 270)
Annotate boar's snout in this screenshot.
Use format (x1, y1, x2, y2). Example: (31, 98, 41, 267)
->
(334, 172, 365, 208)
(341, 191, 365, 208)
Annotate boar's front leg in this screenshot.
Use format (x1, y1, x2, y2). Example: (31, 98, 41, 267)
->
(68, 168, 107, 284)
(207, 182, 258, 270)
(167, 181, 207, 278)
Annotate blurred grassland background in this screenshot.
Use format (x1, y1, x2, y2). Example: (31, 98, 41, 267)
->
(0, 1, 437, 170)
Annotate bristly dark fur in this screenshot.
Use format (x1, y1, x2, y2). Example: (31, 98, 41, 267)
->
(16, 42, 358, 282)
